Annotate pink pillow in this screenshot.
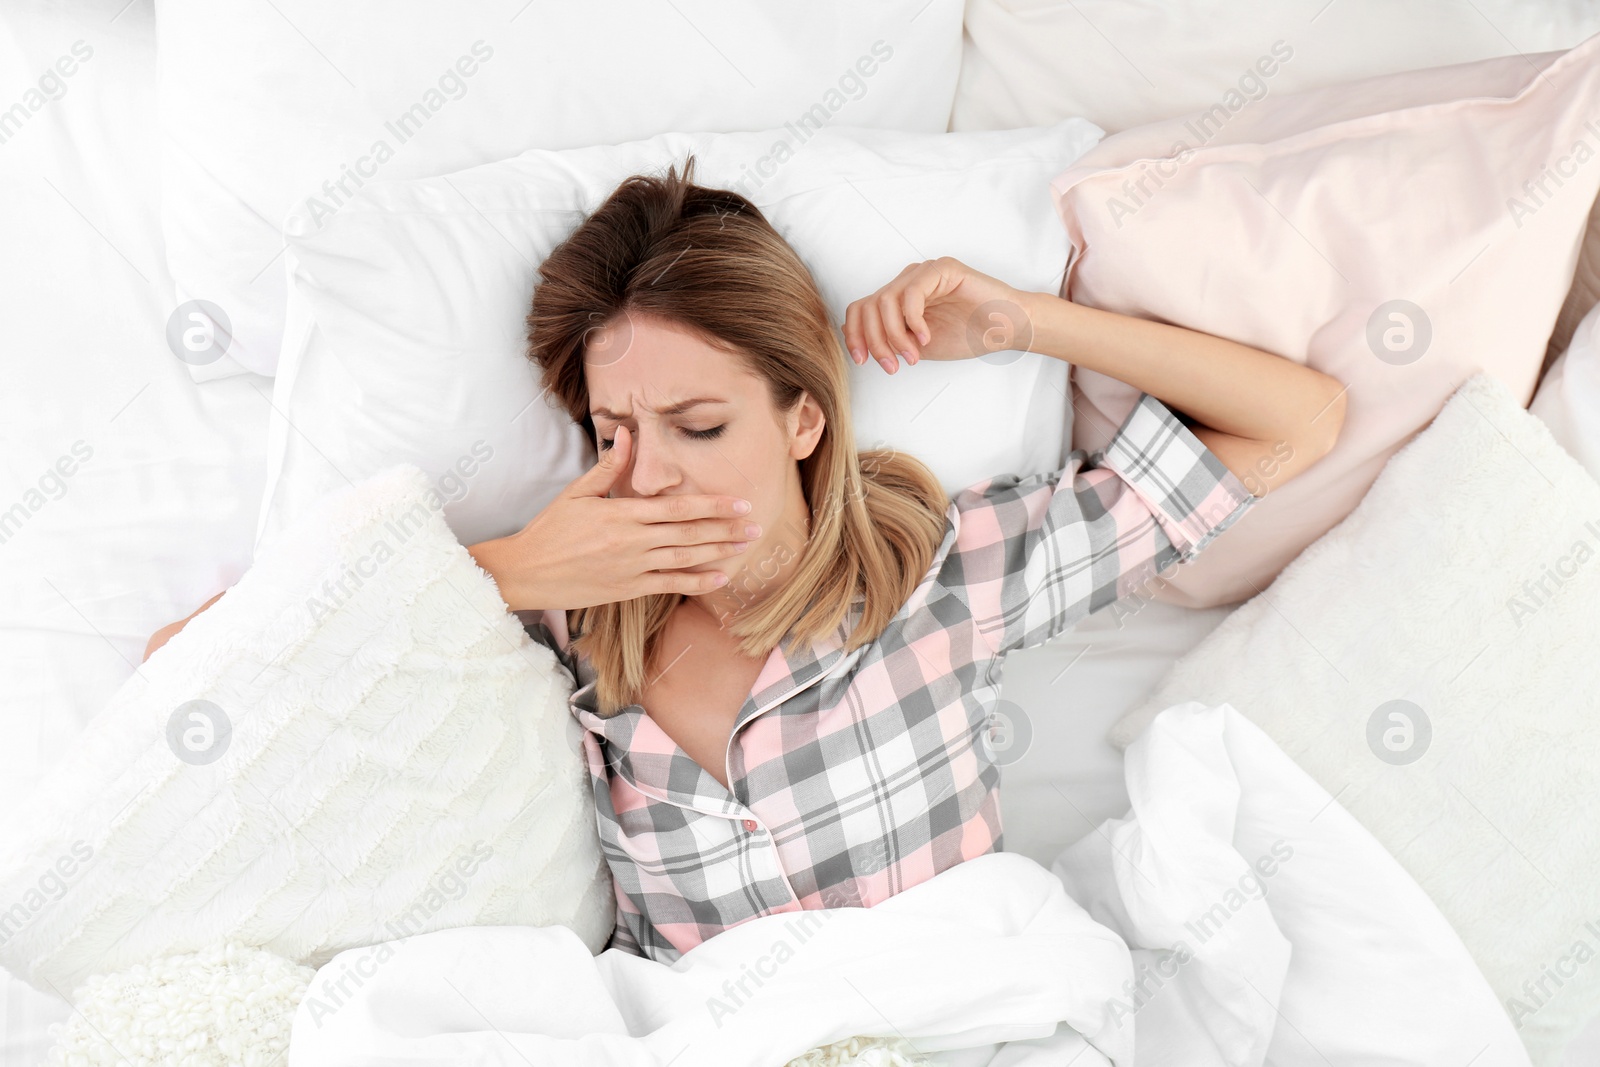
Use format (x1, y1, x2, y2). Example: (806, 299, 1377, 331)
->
(1050, 31, 1600, 608)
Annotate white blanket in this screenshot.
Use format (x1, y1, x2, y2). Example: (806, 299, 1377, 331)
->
(288, 849, 1132, 1067)
(289, 700, 1526, 1067)
(1058, 702, 1530, 1067)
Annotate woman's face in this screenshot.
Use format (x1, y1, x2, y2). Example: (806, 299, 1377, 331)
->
(585, 310, 826, 605)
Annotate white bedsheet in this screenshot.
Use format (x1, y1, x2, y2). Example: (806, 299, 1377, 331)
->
(996, 599, 1237, 869)
(1, 1, 272, 1059)
(0, 0, 269, 794)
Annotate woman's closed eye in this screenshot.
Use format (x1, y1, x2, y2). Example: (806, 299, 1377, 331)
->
(598, 424, 727, 451)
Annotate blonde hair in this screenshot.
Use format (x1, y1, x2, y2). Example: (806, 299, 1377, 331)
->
(525, 156, 949, 717)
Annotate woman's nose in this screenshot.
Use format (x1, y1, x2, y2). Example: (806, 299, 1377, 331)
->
(626, 430, 680, 497)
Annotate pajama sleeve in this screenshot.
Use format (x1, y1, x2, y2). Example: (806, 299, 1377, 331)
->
(943, 392, 1259, 658)
(519, 608, 581, 678)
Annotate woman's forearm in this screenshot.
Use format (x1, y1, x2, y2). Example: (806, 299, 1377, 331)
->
(466, 536, 538, 613)
(142, 588, 229, 662)
(1019, 289, 1346, 453)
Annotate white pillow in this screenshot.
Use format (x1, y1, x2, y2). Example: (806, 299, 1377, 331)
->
(153, 0, 966, 381)
(255, 121, 1098, 554)
(1108, 374, 1600, 1066)
(953, 0, 1600, 135)
(1054, 700, 1530, 1066)
(1531, 302, 1600, 481)
(0, 463, 612, 996)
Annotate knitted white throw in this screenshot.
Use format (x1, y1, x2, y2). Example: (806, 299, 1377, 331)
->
(0, 463, 612, 997)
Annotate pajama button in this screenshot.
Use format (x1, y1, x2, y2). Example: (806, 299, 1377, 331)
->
(742, 819, 758, 832)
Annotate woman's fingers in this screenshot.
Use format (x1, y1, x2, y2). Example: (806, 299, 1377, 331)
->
(623, 491, 752, 527)
(845, 262, 910, 368)
(877, 289, 920, 366)
(885, 261, 928, 365)
(615, 506, 757, 595)
(859, 297, 900, 373)
(842, 298, 867, 364)
(843, 259, 971, 373)
(900, 266, 934, 352)
(639, 512, 759, 550)
(642, 537, 749, 574)
(640, 568, 733, 597)
(886, 260, 948, 365)
(620, 495, 752, 537)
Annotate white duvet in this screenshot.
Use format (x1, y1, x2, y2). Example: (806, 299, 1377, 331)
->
(289, 852, 1131, 1067)
(289, 701, 1530, 1067)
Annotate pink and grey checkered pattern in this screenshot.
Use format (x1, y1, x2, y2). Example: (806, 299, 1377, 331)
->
(522, 391, 1258, 964)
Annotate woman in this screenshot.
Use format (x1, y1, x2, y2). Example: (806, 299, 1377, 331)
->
(149, 156, 1346, 966)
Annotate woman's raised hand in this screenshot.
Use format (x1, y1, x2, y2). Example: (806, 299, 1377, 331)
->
(469, 423, 758, 612)
(842, 257, 1032, 374)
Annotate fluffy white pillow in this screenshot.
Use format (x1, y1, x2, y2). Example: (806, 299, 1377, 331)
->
(0, 463, 612, 996)
(1109, 374, 1600, 1065)
(255, 121, 1098, 554)
(153, 0, 965, 380)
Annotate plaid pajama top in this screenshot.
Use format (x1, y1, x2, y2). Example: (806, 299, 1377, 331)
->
(520, 392, 1258, 965)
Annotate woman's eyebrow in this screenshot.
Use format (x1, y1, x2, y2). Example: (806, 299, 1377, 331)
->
(591, 397, 728, 419)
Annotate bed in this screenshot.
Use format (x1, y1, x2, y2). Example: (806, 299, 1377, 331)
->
(4, 1, 1599, 1064)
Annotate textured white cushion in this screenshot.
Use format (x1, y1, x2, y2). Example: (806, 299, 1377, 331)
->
(153, 0, 966, 380)
(256, 121, 1098, 553)
(0, 464, 611, 996)
(1109, 374, 1600, 1066)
